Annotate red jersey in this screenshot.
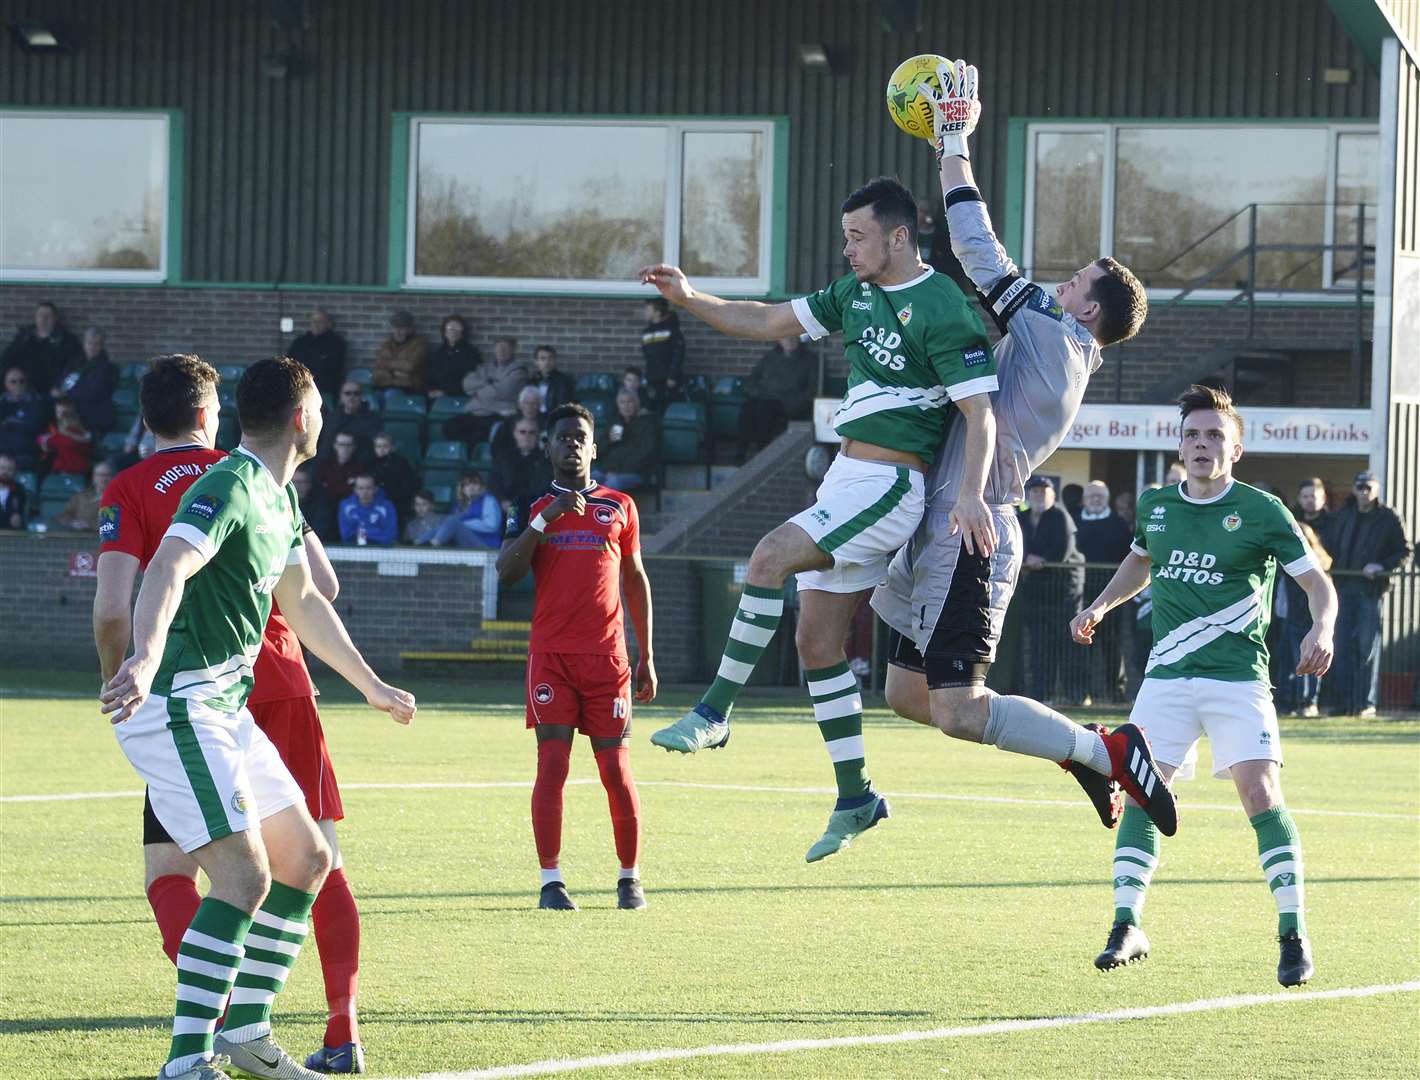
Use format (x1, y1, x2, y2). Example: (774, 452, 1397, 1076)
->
(248, 603, 317, 704)
(527, 483, 640, 657)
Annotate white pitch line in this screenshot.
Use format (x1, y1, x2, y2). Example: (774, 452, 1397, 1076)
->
(401, 981, 1420, 1080)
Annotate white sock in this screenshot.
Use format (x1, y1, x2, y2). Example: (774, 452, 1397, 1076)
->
(1071, 725, 1113, 776)
(619, 866, 639, 881)
(540, 867, 563, 886)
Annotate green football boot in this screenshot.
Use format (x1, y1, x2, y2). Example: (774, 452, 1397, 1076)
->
(649, 703, 731, 754)
(805, 793, 891, 863)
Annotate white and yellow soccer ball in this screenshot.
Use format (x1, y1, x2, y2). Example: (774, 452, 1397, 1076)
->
(885, 53, 950, 141)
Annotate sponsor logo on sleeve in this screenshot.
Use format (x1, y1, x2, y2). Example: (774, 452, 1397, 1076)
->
(97, 505, 120, 544)
(1030, 288, 1064, 321)
(963, 347, 989, 368)
(184, 495, 223, 522)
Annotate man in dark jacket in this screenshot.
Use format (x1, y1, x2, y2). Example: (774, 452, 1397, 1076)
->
(287, 309, 348, 400)
(531, 345, 575, 414)
(1327, 471, 1411, 716)
(54, 328, 120, 435)
(369, 431, 419, 525)
(427, 314, 481, 398)
(639, 297, 685, 405)
(2, 301, 82, 396)
(0, 366, 51, 468)
(1075, 480, 1133, 703)
(1018, 476, 1086, 705)
(592, 389, 658, 492)
(320, 381, 382, 458)
(737, 336, 817, 460)
(491, 417, 552, 526)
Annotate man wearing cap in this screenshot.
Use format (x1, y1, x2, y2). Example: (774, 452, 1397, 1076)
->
(372, 310, 429, 395)
(1326, 471, 1411, 716)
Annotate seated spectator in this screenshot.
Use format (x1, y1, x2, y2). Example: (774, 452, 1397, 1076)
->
(591, 389, 658, 492)
(0, 366, 50, 469)
(427, 314, 481, 399)
(338, 473, 398, 546)
(640, 297, 685, 405)
(288, 308, 348, 399)
(434, 470, 503, 549)
(403, 488, 447, 546)
(737, 335, 817, 460)
(490, 385, 545, 456)
(0, 453, 27, 528)
(320, 380, 381, 458)
(371, 309, 429, 395)
(369, 430, 419, 522)
(116, 414, 156, 472)
(50, 460, 113, 532)
(491, 416, 552, 523)
(622, 365, 655, 410)
(38, 398, 93, 476)
(531, 344, 575, 414)
(316, 432, 365, 504)
(292, 463, 337, 543)
(54, 327, 119, 435)
(2, 300, 81, 396)
(444, 337, 529, 446)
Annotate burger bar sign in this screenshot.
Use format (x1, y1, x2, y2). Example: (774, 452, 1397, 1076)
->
(1066, 405, 1371, 456)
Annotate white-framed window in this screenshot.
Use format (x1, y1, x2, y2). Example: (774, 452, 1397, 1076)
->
(1022, 121, 1378, 298)
(1, 110, 173, 283)
(404, 117, 778, 295)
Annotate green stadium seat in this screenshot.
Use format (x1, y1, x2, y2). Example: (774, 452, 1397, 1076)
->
(427, 484, 454, 509)
(218, 386, 238, 409)
(216, 416, 241, 451)
(429, 395, 469, 418)
(575, 372, 617, 397)
(660, 402, 706, 484)
(381, 418, 424, 460)
(112, 386, 140, 412)
(15, 471, 39, 499)
(383, 393, 429, 417)
(346, 367, 374, 386)
(709, 376, 746, 440)
(217, 364, 246, 384)
(99, 431, 128, 457)
(470, 441, 494, 470)
(121, 361, 149, 386)
(682, 373, 712, 403)
(584, 398, 614, 427)
(421, 468, 464, 494)
(423, 440, 468, 466)
(40, 473, 87, 518)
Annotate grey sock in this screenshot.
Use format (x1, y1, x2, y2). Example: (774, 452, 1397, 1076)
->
(983, 695, 1080, 764)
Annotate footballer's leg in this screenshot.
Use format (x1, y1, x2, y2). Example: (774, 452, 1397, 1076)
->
(588, 655, 645, 909)
(144, 793, 203, 964)
(529, 653, 579, 910)
(308, 820, 365, 1074)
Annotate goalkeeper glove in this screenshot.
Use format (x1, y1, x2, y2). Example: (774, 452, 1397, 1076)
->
(916, 58, 981, 161)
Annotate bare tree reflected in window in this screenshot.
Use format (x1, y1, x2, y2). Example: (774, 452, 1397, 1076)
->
(681, 133, 762, 277)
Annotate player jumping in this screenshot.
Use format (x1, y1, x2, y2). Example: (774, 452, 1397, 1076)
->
(640, 175, 998, 863)
(497, 403, 657, 911)
(873, 60, 1178, 837)
(1072, 384, 1334, 986)
(101, 357, 415, 1080)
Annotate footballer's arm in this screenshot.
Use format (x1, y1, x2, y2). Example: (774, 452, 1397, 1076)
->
(638, 263, 805, 341)
(1070, 551, 1153, 645)
(304, 529, 340, 602)
(1293, 567, 1337, 676)
(937, 155, 1026, 313)
(496, 528, 539, 586)
(274, 554, 415, 723)
(948, 392, 997, 557)
(93, 550, 140, 682)
(621, 550, 657, 703)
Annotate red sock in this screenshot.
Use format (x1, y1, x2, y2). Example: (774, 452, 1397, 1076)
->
(313, 866, 362, 1047)
(595, 745, 641, 871)
(146, 874, 202, 965)
(532, 738, 572, 870)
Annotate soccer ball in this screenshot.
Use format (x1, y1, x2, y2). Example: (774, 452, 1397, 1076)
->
(885, 53, 949, 141)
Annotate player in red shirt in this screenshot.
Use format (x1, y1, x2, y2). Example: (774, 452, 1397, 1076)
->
(93, 354, 369, 1074)
(497, 403, 657, 911)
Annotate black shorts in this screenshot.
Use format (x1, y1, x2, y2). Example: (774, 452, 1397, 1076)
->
(887, 627, 992, 689)
(143, 788, 176, 845)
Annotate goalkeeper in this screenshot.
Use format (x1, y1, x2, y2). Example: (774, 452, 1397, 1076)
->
(872, 60, 1177, 836)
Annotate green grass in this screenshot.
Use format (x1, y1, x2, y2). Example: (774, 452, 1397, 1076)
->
(1, 670, 1417, 1079)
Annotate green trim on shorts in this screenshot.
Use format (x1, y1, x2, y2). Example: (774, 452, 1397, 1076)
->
(819, 467, 911, 554)
(165, 697, 234, 844)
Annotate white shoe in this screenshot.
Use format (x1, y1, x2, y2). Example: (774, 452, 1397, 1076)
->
(160, 1056, 233, 1080)
(213, 1033, 323, 1079)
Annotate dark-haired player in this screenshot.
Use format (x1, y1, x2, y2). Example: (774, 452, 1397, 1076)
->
(639, 175, 998, 863)
(101, 357, 415, 1080)
(873, 60, 1174, 840)
(497, 403, 656, 911)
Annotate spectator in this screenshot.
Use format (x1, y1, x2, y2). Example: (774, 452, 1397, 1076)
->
(320, 380, 381, 458)
(639, 296, 685, 405)
(622, 366, 655, 410)
(531, 344, 575, 414)
(736, 335, 817, 461)
(369, 430, 419, 522)
(292, 464, 337, 544)
(1327, 471, 1412, 716)
(491, 415, 552, 524)
(1061, 482, 1084, 522)
(1017, 476, 1085, 705)
(1164, 461, 1187, 486)
(54, 327, 120, 435)
(445, 337, 528, 446)
(427, 314, 481, 399)
(287, 308, 348, 400)
(1113, 489, 1136, 529)
(116, 414, 156, 471)
(338, 473, 398, 546)
(491, 386, 545, 457)
(371, 309, 429, 395)
(1075, 480, 1134, 704)
(1, 300, 81, 396)
(403, 489, 447, 546)
(434, 470, 503, 549)
(50, 460, 113, 532)
(0, 453, 26, 528)
(38, 398, 93, 476)
(591, 389, 658, 492)
(0, 366, 50, 468)
(316, 432, 365, 504)
(1294, 475, 1334, 550)
(1276, 478, 1335, 716)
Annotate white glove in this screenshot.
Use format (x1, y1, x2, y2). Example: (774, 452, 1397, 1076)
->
(916, 58, 981, 160)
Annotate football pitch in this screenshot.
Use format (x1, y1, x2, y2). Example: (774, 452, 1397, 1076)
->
(2, 670, 1417, 1080)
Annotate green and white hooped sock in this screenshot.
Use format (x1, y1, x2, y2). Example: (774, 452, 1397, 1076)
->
(701, 584, 784, 717)
(1112, 802, 1160, 926)
(164, 898, 252, 1076)
(806, 661, 872, 807)
(219, 880, 317, 1043)
(1252, 806, 1307, 937)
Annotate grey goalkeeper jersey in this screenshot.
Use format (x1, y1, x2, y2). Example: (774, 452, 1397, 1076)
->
(925, 185, 1102, 508)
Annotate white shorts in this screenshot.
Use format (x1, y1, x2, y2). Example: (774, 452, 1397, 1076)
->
(1131, 677, 1282, 781)
(114, 693, 306, 852)
(790, 454, 925, 595)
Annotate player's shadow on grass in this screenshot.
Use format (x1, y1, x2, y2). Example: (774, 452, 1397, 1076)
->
(355, 1006, 935, 1025)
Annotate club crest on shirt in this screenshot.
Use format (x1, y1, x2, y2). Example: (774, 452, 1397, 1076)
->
(1222, 513, 1242, 532)
(534, 683, 554, 705)
(593, 505, 615, 525)
(896, 304, 913, 327)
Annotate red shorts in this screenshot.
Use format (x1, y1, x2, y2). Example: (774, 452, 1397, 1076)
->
(249, 696, 344, 822)
(525, 652, 632, 738)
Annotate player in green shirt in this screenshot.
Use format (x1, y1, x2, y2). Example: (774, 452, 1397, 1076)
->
(102, 357, 416, 1080)
(639, 174, 999, 863)
(1071, 384, 1336, 987)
